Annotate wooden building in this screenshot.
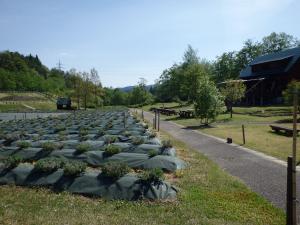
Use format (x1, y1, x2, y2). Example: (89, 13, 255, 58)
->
(240, 47, 300, 105)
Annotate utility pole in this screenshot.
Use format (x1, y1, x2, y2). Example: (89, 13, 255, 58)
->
(56, 59, 64, 71)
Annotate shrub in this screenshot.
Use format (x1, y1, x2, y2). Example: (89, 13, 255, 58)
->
(162, 140, 172, 149)
(4, 155, 23, 169)
(104, 145, 121, 156)
(79, 128, 89, 137)
(139, 168, 165, 184)
(76, 143, 91, 154)
(101, 161, 130, 180)
(97, 129, 105, 137)
(103, 135, 117, 144)
(34, 158, 65, 173)
(131, 136, 144, 145)
(123, 130, 131, 137)
(148, 149, 158, 158)
(54, 125, 66, 133)
(17, 141, 31, 149)
(63, 161, 87, 176)
(4, 133, 20, 144)
(41, 142, 57, 152)
(149, 130, 157, 138)
(142, 123, 149, 129)
(105, 122, 113, 129)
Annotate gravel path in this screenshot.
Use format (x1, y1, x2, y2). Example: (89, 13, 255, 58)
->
(142, 110, 300, 213)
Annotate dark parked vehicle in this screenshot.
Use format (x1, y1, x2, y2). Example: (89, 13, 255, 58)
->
(56, 97, 72, 110)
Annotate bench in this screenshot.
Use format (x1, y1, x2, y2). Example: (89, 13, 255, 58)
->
(270, 125, 300, 137)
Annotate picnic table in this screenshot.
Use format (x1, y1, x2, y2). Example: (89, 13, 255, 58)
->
(156, 108, 177, 116)
(179, 109, 194, 118)
(270, 125, 300, 137)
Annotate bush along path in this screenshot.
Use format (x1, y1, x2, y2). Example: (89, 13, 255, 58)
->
(138, 109, 300, 212)
(0, 110, 187, 200)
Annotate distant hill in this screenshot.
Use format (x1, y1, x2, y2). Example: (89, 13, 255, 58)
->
(119, 85, 154, 92)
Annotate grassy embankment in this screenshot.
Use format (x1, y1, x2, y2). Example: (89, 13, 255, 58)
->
(0, 92, 56, 112)
(0, 117, 285, 225)
(142, 102, 299, 161)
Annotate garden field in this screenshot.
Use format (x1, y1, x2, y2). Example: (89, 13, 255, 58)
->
(0, 110, 285, 225)
(0, 110, 185, 200)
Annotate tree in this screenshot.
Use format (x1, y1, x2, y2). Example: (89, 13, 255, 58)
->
(261, 32, 300, 54)
(213, 51, 239, 83)
(220, 80, 246, 118)
(81, 71, 93, 110)
(282, 80, 300, 112)
(129, 78, 153, 106)
(235, 39, 262, 73)
(194, 76, 224, 125)
(90, 68, 103, 106)
(183, 45, 199, 65)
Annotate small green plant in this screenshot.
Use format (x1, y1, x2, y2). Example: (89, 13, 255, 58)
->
(41, 142, 57, 152)
(103, 135, 117, 144)
(63, 160, 87, 176)
(79, 128, 89, 137)
(149, 130, 157, 138)
(131, 136, 144, 145)
(34, 158, 65, 173)
(101, 161, 130, 180)
(4, 133, 20, 144)
(104, 145, 121, 156)
(3, 155, 23, 169)
(76, 143, 91, 154)
(17, 141, 31, 149)
(139, 168, 165, 184)
(148, 149, 158, 158)
(54, 125, 66, 133)
(142, 123, 149, 129)
(105, 122, 113, 129)
(123, 130, 131, 137)
(162, 140, 173, 149)
(97, 129, 105, 136)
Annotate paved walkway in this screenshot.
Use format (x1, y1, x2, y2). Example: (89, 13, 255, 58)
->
(142, 110, 300, 213)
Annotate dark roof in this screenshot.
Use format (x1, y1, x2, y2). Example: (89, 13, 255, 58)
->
(240, 47, 300, 78)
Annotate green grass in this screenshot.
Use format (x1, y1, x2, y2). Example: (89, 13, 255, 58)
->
(0, 130, 285, 224)
(0, 101, 56, 112)
(200, 123, 300, 162)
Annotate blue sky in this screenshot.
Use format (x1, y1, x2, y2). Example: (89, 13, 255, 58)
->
(0, 0, 299, 87)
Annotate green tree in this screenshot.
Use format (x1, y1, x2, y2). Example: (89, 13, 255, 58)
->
(220, 80, 246, 118)
(194, 76, 224, 125)
(282, 80, 300, 112)
(261, 32, 300, 54)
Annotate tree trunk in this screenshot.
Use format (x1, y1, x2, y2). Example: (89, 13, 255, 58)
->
(230, 107, 233, 118)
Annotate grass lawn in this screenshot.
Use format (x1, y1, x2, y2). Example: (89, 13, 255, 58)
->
(0, 101, 56, 112)
(0, 130, 285, 224)
(201, 124, 300, 162)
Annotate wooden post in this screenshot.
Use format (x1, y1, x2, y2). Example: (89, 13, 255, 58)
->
(290, 90, 297, 224)
(124, 111, 126, 128)
(154, 110, 157, 130)
(158, 111, 160, 131)
(142, 109, 144, 121)
(287, 156, 296, 225)
(153, 118, 155, 129)
(242, 124, 245, 145)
